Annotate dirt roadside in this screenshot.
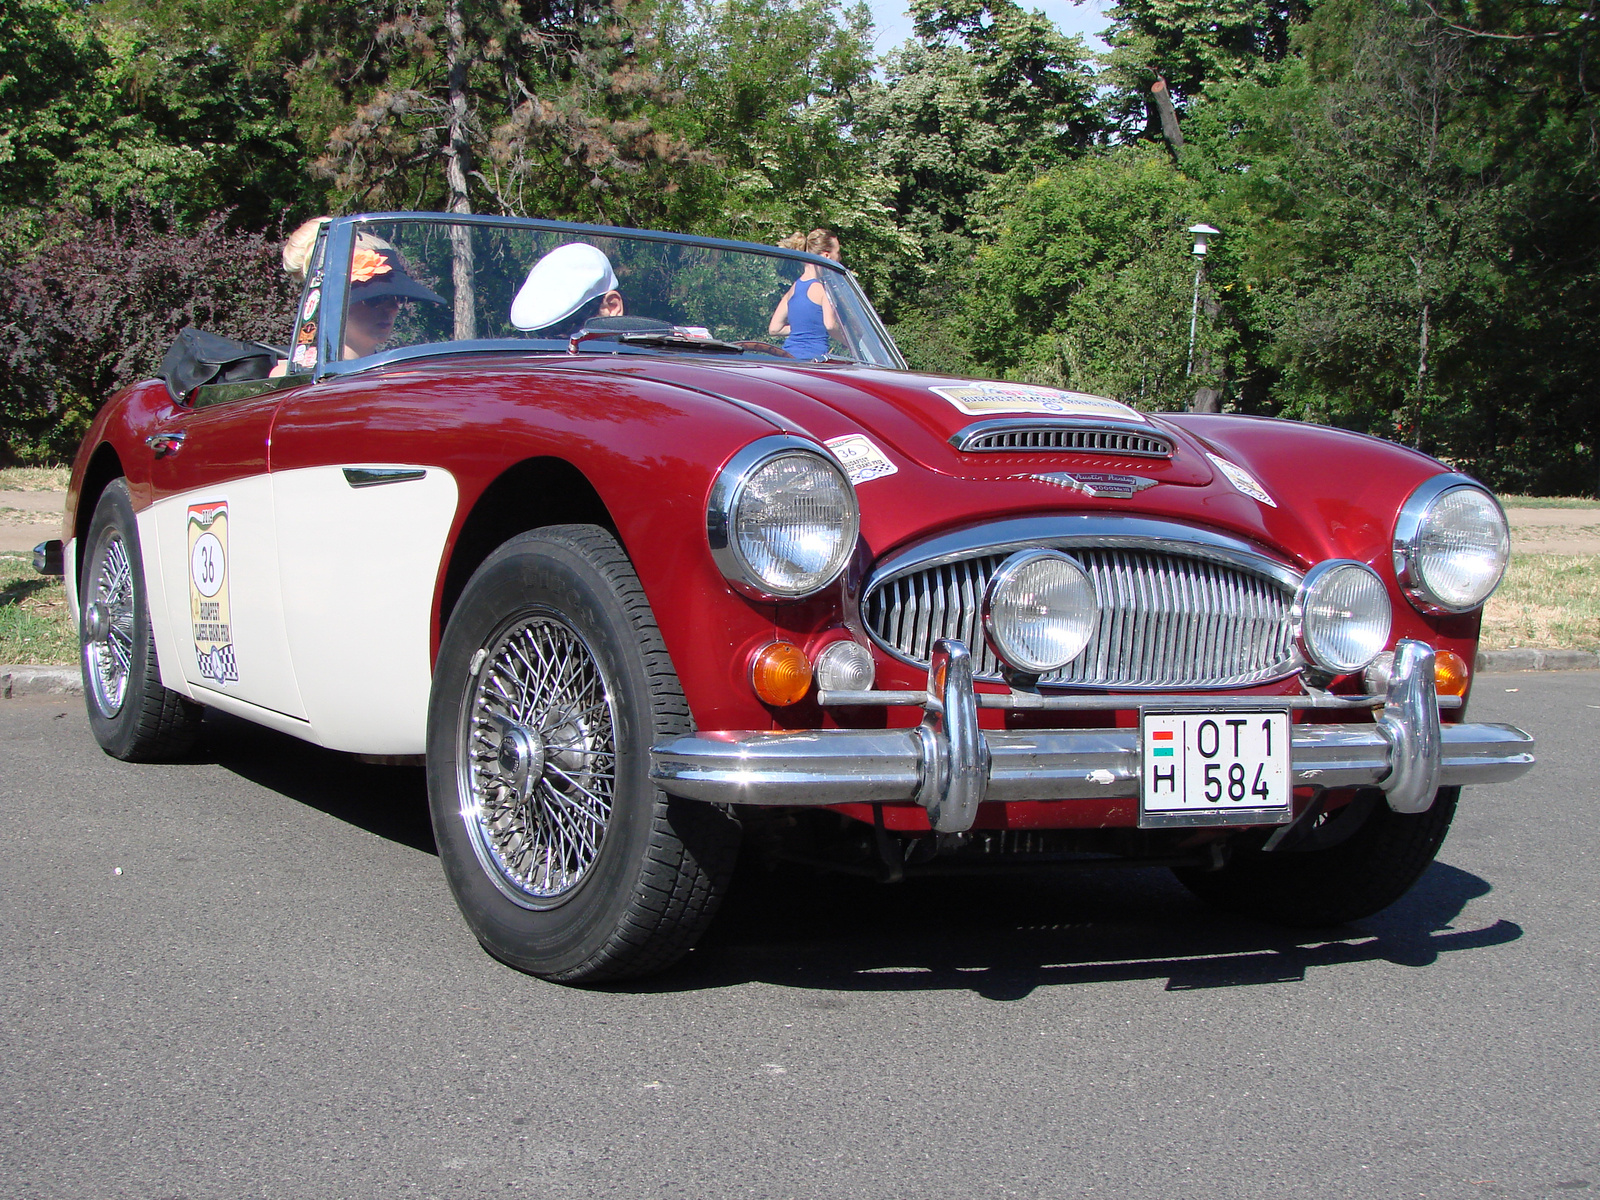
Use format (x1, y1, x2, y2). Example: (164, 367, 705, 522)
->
(8, 490, 1600, 554)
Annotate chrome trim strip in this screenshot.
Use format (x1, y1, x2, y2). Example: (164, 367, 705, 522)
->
(1392, 473, 1509, 615)
(950, 417, 1174, 457)
(191, 370, 312, 410)
(343, 466, 428, 489)
(817, 688, 1462, 711)
(649, 637, 1535, 831)
(868, 516, 1300, 594)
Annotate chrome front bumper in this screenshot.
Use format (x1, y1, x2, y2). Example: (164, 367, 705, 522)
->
(649, 639, 1535, 834)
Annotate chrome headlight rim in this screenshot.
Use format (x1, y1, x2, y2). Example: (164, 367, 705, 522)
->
(1392, 474, 1510, 615)
(1292, 558, 1392, 676)
(980, 548, 1100, 675)
(706, 434, 860, 601)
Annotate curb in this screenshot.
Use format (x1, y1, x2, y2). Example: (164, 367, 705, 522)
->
(1476, 648, 1600, 672)
(1, 665, 81, 698)
(4, 649, 1597, 701)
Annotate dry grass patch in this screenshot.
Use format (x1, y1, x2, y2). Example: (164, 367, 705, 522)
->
(0, 553, 75, 665)
(1500, 494, 1600, 509)
(0, 466, 71, 491)
(1481, 553, 1600, 652)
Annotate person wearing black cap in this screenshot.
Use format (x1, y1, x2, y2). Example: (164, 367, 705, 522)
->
(343, 238, 447, 359)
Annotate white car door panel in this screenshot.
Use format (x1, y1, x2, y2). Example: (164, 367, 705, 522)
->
(148, 480, 309, 720)
(272, 465, 458, 754)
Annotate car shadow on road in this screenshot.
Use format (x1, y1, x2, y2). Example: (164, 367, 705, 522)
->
(646, 855, 1520, 1000)
(197, 709, 436, 856)
(187, 710, 1520, 1000)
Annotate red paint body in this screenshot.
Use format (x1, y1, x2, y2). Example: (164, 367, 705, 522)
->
(66, 351, 1483, 830)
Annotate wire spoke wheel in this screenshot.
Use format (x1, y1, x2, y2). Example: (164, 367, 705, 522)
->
(458, 609, 620, 907)
(84, 529, 135, 718)
(426, 525, 739, 982)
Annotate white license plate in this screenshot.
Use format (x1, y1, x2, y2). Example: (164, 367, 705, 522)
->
(1139, 711, 1292, 828)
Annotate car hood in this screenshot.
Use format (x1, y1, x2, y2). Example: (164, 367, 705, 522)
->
(539, 355, 1449, 571)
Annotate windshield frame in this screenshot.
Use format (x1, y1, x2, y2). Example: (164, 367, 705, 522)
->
(311, 212, 906, 380)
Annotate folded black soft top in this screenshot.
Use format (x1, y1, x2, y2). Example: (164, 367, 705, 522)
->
(158, 329, 285, 401)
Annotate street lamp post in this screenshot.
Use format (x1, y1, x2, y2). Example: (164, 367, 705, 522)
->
(1186, 224, 1219, 378)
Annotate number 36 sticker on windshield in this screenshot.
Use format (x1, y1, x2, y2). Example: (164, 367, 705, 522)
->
(1139, 711, 1291, 828)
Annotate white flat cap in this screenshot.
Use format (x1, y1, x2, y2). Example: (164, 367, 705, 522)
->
(510, 242, 619, 331)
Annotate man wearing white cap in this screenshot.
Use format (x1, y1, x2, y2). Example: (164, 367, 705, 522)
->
(511, 242, 626, 335)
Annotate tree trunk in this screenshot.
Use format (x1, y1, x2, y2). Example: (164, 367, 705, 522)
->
(1150, 78, 1184, 152)
(1411, 255, 1429, 449)
(445, 0, 477, 341)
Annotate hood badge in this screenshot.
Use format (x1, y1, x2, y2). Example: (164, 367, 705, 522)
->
(1022, 471, 1158, 499)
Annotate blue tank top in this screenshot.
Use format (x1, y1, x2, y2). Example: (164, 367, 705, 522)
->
(784, 276, 829, 361)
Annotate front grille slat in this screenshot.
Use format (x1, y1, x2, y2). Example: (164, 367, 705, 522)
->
(864, 541, 1297, 690)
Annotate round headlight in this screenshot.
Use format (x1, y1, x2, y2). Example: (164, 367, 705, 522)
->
(1393, 478, 1509, 613)
(708, 437, 859, 599)
(982, 550, 1098, 675)
(1294, 560, 1392, 675)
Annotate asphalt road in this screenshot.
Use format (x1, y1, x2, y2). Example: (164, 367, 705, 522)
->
(1, 674, 1595, 1200)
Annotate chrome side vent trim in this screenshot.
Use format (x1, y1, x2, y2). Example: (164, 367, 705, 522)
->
(952, 418, 1174, 458)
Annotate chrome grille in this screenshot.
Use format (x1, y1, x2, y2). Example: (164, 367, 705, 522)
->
(864, 546, 1297, 689)
(953, 422, 1173, 457)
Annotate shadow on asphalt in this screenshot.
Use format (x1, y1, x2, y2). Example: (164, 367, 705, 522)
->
(189, 709, 1520, 1000)
(655, 856, 1520, 1000)
(197, 709, 436, 857)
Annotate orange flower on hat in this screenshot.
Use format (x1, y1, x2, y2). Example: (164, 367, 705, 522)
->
(350, 248, 393, 283)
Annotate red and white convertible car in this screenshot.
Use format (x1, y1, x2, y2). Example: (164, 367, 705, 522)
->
(43, 213, 1535, 981)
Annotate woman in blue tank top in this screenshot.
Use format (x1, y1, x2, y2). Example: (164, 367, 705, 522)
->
(768, 229, 841, 361)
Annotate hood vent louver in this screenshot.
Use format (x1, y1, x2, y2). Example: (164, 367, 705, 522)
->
(952, 418, 1174, 458)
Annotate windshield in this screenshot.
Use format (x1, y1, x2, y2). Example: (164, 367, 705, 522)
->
(334, 217, 904, 370)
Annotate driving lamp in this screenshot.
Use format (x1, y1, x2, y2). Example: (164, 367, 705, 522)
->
(1294, 560, 1391, 675)
(1393, 478, 1510, 614)
(982, 550, 1099, 675)
(708, 437, 859, 600)
(814, 639, 875, 692)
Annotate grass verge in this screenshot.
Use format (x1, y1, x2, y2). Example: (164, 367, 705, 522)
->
(0, 466, 71, 491)
(1500, 494, 1600, 509)
(0, 553, 75, 665)
(1481, 553, 1600, 653)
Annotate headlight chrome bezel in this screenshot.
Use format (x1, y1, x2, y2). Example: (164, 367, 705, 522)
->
(981, 549, 1100, 675)
(1392, 474, 1510, 615)
(1292, 558, 1393, 676)
(707, 435, 860, 601)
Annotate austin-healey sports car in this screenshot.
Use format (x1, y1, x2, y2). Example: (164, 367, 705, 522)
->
(43, 212, 1536, 982)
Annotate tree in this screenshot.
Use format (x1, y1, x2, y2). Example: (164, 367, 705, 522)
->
(964, 145, 1210, 407)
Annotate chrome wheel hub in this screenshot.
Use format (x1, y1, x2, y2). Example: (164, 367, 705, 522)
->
(83, 532, 136, 718)
(459, 612, 618, 907)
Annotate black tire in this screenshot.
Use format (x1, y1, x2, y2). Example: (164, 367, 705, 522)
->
(79, 479, 203, 761)
(1173, 787, 1459, 926)
(425, 524, 740, 983)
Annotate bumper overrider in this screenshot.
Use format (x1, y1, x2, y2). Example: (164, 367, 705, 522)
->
(649, 639, 1535, 834)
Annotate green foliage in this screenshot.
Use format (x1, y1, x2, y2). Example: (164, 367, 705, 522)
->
(964, 146, 1208, 406)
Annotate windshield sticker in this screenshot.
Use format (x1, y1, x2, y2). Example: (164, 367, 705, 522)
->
(826, 435, 898, 485)
(930, 382, 1148, 422)
(1206, 453, 1278, 508)
(301, 287, 320, 321)
(187, 501, 238, 685)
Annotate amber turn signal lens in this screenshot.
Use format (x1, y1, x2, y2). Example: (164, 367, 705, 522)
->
(751, 641, 812, 706)
(1434, 649, 1471, 697)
